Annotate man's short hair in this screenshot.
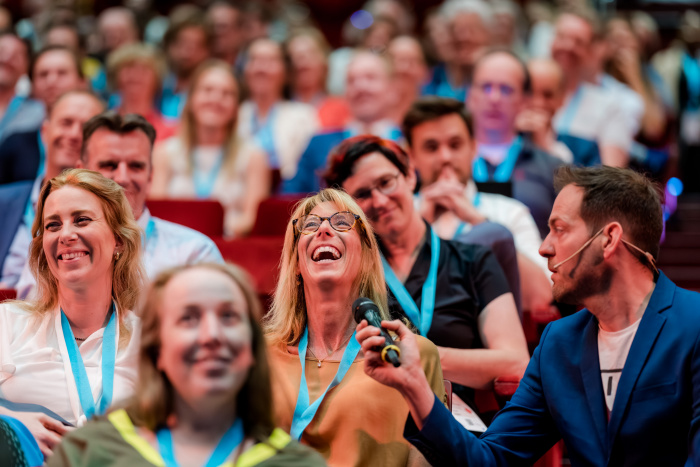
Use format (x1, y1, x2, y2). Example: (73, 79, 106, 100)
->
(440, 0, 494, 28)
(554, 166, 664, 260)
(163, 13, 214, 51)
(402, 97, 474, 148)
(29, 45, 84, 81)
(81, 111, 156, 162)
(556, 5, 604, 41)
(473, 47, 532, 94)
(48, 89, 104, 118)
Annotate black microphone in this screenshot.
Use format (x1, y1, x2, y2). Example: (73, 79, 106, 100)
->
(352, 297, 401, 367)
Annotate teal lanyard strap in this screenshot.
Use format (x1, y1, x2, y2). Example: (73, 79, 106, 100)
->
(60, 303, 117, 419)
(156, 418, 244, 467)
(682, 52, 700, 109)
(472, 137, 522, 183)
(192, 149, 224, 199)
(290, 326, 361, 441)
(381, 227, 441, 336)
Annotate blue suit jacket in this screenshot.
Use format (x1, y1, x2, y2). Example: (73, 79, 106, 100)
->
(0, 181, 32, 275)
(557, 133, 602, 167)
(406, 272, 700, 466)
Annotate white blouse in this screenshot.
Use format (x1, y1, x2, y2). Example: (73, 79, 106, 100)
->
(0, 303, 140, 426)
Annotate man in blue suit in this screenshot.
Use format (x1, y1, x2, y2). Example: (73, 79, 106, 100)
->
(356, 165, 700, 466)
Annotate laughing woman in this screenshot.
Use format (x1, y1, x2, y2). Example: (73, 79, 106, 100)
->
(264, 189, 446, 467)
(49, 263, 326, 467)
(0, 169, 145, 461)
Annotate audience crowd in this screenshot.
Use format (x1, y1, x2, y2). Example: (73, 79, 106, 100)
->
(0, 0, 699, 466)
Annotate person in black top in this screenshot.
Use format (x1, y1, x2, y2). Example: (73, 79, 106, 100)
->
(324, 135, 529, 408)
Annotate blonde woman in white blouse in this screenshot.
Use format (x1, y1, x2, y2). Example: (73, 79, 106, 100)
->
(151, 60, 271, 238)
(0, 169, 145, 459)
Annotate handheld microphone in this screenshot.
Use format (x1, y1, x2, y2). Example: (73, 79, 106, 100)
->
(353, 297, 401, 367)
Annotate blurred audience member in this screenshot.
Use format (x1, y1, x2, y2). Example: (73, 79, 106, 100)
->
(237, 38, 318, 182)
(491, 0, 527, 59)
(387, 35, 429, 124)
(551, 8, 635, 167)
(153, 61, 270, 238)
(0, 168, 145, 462)
(106, 43, 175, 141)
(48, 263, 326, 467)
(0, 91, 104, 290)
(526, 1, 556, 59)
(403, 97, 555, 319)
(206, 1, 246, 70)
(0, 33, 43, 144)
(423, 7, 455, 67)
(467, 49, 562, 238)
(606, 16, 673, 175)
(282, 50, 400, 194)
(96, 8, 139, 62)
(423, 0, 493, 101)
(0, 7, 11, 33)
(286, 28, 352, 130)
(160, 15, 212, 120)
(0, 45, 85, 185)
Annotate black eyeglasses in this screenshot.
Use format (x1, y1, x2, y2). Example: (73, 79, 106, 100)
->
(293, 211, 360, 235)
(351, 173, 401, 201)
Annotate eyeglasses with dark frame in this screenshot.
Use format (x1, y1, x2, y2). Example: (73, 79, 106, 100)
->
(293, 211, 361, 236)
(351, 172, 401, 201)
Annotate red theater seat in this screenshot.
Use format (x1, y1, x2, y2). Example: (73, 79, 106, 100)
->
(250, 196, 303, 236)
(0, 289, 17, 302)
(146, 199, 225, 238)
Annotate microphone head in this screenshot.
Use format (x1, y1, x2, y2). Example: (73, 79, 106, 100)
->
(352, 297, 377, 324)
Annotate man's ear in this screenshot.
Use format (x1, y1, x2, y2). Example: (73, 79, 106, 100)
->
(602, 222, 624, 258)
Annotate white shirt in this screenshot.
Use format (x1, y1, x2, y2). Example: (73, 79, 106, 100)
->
(598, 318, 642, 413)
(0, 303, 140, 426)
(554, 82, 637, 152)
(15, 208, 224, 299)
(598, 74, 645, 138)
(417, 181, 549, 278)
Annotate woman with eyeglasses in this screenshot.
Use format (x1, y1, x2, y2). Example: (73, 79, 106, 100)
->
(324, 136, 529, 416)
(264, 188, 446, 467)
(48, 263, 326, 467)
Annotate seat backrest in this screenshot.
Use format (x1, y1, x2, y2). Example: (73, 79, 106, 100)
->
(0, 289, 17, 302)
(146, 199, 225, 238)
(250, 196, 303, 236)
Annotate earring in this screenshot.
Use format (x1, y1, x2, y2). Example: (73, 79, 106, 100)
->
(114, 252, 121, 261)
(296, 273, 302, 285)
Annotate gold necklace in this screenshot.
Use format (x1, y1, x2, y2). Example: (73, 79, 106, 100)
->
(307, 333, 354, 368)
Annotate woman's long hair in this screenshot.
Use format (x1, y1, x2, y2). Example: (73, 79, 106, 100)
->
(126, 263, 275, 441)
(19, 169, 145, 343)
(264, 188, 389, 346)
(178, 60, 243, 180)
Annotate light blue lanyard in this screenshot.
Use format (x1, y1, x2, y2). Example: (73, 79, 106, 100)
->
(556, 86, 583, 135)
(156, 418, 244, 467)
(453, 222, 467, 240)
(192, 149, 224, 199)
(60, 303, 117, 419)
(22, 194, 35, 232)
(381, 227, 440, 336)
(472, 137, 522, 183)
(36, 130, 46, 178)
(344, 125, 402, 141)
(142, 218, 156, 250)
(252, 105, 280, 168)
(0, 96, 25, 134)
(290, 326, 361, 441)
(682, 52, 700, 110)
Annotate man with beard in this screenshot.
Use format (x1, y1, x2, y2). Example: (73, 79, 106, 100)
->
(355, 165, 700, 466)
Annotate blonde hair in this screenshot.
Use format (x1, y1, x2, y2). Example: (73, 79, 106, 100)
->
(23, 169, 145, 342)
(126, 263, 274, 440)
(178, 59, 243, 179)
(264, 188, 389, 346)
(106, 43, 167, 91)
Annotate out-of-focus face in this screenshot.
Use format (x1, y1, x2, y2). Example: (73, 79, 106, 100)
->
(388, 36, 428, 91)
(362, 20, 396, 52)
(42, 185, 119, 290)
(82, 128, 152, 220)
(606, 19, 640, 55)
(116, 60, 159, 102)
(157, 268, 255, 406)
(342, 153, 416, 239)
(451, 12, 490, 68)
(551, 13, 594, 77)
(287, 35, 326, 93)
(44, 26, 81, 52)
(99, 12, 138, 53)
(527, 59, 565, 118)
(42, 94, 104, 178)
(296, 201, 364, 290)
(168, 26, 211, 77)
(409, 113, 476, 186)
(32, 49, 83, 108)
(345, 53, 393, 124)
(208, 4, 245, 58)
(244, 39, 286, 98)
(0, 35, 28, 88)
(539, 184, 609, 305)
(468, 52, 526, 135)
(190, 66, 238, 130)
